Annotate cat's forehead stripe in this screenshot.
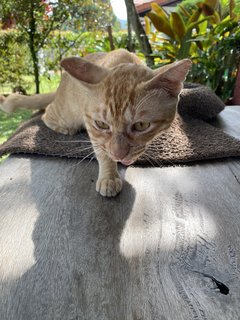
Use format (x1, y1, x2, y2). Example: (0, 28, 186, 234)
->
(103, 64, 150, 119)
(104, 79, 136, 118)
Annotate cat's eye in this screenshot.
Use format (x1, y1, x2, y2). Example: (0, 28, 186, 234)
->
(132, 121, 150, 132)
(95, 120, 110, 130)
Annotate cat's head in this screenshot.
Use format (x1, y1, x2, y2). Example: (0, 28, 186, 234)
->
(61, 56, 191, 165)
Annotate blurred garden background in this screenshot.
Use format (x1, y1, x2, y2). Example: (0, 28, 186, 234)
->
(0, 0, 240, 146)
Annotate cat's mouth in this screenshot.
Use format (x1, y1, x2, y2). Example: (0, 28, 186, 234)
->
(106, 145, 145, 166)
(120, 159, 135, 166)
(109, 155, 135, 166)
(109, 148, 145, 166)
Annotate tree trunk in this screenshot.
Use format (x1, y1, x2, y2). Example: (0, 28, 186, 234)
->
(127, 10, 134, 52)
(29, 2, 40, 94)
(107, 25, 115, 51)
(124, 0, 153, 67)
(232, 67, 240, 105)
(29, 39, 40, 94)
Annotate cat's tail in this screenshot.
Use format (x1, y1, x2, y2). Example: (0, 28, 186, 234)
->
(0, 92, 56, 113)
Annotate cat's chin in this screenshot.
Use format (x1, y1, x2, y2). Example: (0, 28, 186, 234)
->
(119, 159, 135, 166)
(109, 156, 134, 166)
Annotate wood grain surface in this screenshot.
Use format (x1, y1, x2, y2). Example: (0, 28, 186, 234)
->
(0, 106, 240, 320)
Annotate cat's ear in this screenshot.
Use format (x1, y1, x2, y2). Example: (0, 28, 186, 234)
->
(144, 59, 192, 96)
(60, 57, 109, 84)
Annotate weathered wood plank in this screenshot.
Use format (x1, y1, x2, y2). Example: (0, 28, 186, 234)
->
(0, 107, 240, 320)
(210, 105, 240, 139)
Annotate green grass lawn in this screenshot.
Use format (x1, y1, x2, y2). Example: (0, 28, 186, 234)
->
(0, 109, 33, 145)
(0, 109, 33, 162)
(0, 74, 60, 95)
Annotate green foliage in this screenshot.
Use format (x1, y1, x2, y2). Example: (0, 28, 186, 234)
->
(42, 30, 131, 74)
(188, 18, 240, 100)
(146, 0, 240, 100)
(0, 0, 117, 93)
(0, 29, 32, 90)
(0, 0, 118, 51)
(65, 1, 119, 32)
(146, 1, 216, 60)
(0, 29, 130, 93)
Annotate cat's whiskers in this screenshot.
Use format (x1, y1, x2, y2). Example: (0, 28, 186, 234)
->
(145, 152, 176, 167)
(141, 154, 157, 168)
(86, 154, 95, 167)
(79, 150, 97, 169)
(62, 145, 94, 157)
(91, 142, 106, 154)
(135, 94, 152, 112)
(156, 158, 176, 167)
(66, 150, 96, 169)
(130, 146, 145, 158)
(144, 144, 176, 166)
(56, 141, 100, 160)
(54, 138, 91, 143)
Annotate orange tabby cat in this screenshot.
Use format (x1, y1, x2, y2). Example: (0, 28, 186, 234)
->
(0, 49, 191, 197)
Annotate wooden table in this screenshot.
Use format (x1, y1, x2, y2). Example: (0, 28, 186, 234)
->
(0, 106, 240, 320)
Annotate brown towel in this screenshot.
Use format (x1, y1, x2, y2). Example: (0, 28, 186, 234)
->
(179, 83, 225, 120)
(0, 111, 240, 165)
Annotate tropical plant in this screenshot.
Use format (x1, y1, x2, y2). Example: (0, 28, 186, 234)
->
(145, 0, 240, 100)
(145, 0, 220, 60)
(188, 17, 240, 100)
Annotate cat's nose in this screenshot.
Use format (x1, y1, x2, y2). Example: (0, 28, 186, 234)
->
(109, 135, 130, 160)
(110, 148, 129, 161)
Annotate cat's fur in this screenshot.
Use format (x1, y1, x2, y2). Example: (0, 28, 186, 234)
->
(0, 49, 191, 197)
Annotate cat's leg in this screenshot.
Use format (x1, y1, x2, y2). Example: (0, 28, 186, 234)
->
(95, 151, 122, 197)
(42, 103, 78, 135)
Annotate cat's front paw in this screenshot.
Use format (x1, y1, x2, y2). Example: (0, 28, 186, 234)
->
(96, 177, 122, 197)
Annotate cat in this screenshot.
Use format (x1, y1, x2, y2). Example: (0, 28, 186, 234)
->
(0, 49, 191, 197)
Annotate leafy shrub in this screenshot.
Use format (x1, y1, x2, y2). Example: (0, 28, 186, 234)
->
(0, 29, 32, 92)
(146, 0, 240, 100)
(188, 18, 240, 100)
(42, 30, 131, 74)
(0, 29, 131, 93)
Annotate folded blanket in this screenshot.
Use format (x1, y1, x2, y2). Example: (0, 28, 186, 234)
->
(1, 84, 239, 165)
